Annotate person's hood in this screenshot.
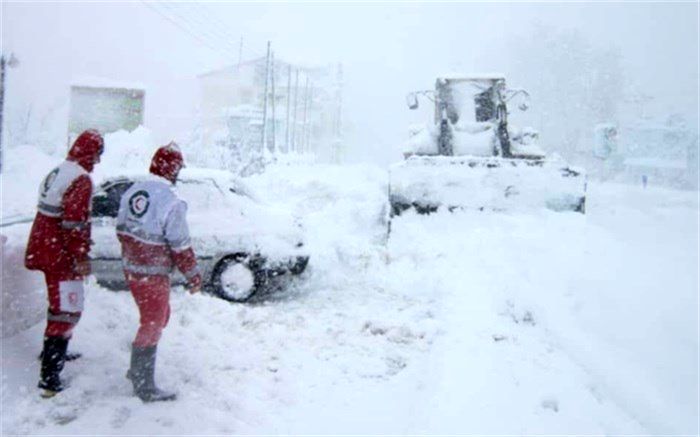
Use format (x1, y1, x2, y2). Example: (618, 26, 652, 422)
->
(67, 129, 104, 172)
(149, 142, 184, 183)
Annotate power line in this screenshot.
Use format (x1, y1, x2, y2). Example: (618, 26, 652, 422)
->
(143, 1, 269, 68)
(156, 2, 241, 59)
(187, 3, 267, 60)
(182, 4, 247, 51)
(141, 1, 237, 60)
(163, 3, 241, 57)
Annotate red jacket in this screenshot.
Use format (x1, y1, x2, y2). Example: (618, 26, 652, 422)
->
(24, 162, 93, 274)
(25, 130, 103, 274)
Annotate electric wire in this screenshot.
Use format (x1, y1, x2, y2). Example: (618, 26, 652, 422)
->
(140, 1, 238, 60)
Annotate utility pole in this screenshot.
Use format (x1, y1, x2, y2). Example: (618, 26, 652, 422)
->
(237, 37, 243, 71)
(1, 56, 6, 174)
(0, 53, 19, 174)
(301, 77, 309, 154)
(291, 69, 299, 153)
(334, 63, 344, 163)
(270, 52, 276, 154)
(306, 85, 314, 153)
(260, 41, 271, 153)
(285, 64, 291, 153)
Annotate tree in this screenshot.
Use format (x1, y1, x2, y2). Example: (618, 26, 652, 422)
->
(498, 25, 625, 162)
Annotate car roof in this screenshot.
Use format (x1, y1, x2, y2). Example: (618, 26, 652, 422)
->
(97, 167, 260, 202)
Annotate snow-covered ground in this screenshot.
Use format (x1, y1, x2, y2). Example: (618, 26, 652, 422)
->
(1, 142, 698, 434)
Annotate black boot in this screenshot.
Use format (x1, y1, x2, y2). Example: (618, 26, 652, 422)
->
(38, 350, 81, 361)
(126, 345, 177, 402)
(38, 336, 68, 397)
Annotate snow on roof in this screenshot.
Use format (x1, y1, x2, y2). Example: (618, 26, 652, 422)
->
(71, 76, 146, 91)
(198, 57, 329, 79)
(222, 104, 262, 118)
(197, 57, 266, 78)
(624, 157, 688, 170)
(437, 73, 506, 81)
(626, 122, 688, 133)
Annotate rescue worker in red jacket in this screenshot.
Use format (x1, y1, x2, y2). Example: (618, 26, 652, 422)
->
(116, 143, 201, 402)
(24, 129, 104, 397)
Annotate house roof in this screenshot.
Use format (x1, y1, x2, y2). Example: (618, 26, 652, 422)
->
(198, 57, 327, 79)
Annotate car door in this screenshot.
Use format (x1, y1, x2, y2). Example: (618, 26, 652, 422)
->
(90, 179, 133, 289)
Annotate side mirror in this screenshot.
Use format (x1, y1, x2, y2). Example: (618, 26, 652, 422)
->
(406, 93, 419, 110)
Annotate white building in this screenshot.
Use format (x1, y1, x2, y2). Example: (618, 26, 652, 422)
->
(198, 57, 343, 163)
(620, 120, 698, 190)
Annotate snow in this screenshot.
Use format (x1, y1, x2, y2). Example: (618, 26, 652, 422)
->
(624, 157, 688, 170)
(71, 76, 147, 91)
(451, 124, 495, 155)
(437, 73, 506, 81)
(404, 122, 499, 157)
(219, 262, 255, 300)
(0, 145, 57, 220)
(405, 123, 438, 155)
(94, 126, 159, 183)
(0, 232, 44, 338)
(1, 137, 698, 434)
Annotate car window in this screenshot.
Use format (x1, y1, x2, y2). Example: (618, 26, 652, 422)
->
(92, 180, 133, 218)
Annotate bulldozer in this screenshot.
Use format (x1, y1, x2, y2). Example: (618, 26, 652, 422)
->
(389, 75, 586, 218)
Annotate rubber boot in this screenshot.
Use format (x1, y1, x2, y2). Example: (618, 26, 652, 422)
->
(38, 336, 68, 398)
(126, 345, 177, 402)
(38, 350, 81, 361)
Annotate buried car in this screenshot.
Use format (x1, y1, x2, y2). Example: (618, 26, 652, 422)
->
(90, 167, 309, 302)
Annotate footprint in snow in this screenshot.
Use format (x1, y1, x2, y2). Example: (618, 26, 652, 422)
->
(109, 406, 131, 428)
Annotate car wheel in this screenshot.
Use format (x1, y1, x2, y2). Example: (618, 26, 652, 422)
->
(210, 254, 262, 303)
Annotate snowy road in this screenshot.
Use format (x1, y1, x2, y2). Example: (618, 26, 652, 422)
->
(2, 163, 698, 434)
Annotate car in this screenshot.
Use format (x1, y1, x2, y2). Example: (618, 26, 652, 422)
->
(90, 167, 309, 302)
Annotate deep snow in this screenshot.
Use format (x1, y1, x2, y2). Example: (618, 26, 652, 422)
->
(1, 139, 698, 434)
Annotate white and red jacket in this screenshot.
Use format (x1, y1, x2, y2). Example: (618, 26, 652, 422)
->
(25, 160, 93, 274)
(116, 175, 200, 283)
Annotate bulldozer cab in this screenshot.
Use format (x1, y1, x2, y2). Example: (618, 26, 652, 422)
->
(434, 76, 505, 125)
(408, 75, 530, 158)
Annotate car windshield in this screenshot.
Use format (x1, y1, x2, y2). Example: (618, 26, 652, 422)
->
(175, 178, 226, 210)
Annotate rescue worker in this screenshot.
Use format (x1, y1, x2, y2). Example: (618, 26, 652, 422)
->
(116, 142, 201, 402)
(24, 129, 104, 398)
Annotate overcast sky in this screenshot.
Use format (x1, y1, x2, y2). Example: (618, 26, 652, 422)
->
(2, 1, 697, 163)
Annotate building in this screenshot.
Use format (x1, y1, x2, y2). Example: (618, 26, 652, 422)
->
(620, 119, 698, 190)
(68, 77, 145, 146)
(198, 57, 343, 164)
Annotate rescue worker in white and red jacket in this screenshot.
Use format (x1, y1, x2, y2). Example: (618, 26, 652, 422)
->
(24, 129, 104, 397)
(116, 142, 201, 402)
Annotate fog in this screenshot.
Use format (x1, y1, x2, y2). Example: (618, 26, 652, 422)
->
(2, 1, 697, 165)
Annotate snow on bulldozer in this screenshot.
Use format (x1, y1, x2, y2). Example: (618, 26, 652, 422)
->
(389, 75, 586, 219)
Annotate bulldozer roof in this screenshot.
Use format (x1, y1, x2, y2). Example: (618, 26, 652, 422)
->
(436, 74, 506, 83)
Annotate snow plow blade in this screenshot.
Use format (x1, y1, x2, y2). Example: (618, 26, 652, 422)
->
(389, 156, 586, 216)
